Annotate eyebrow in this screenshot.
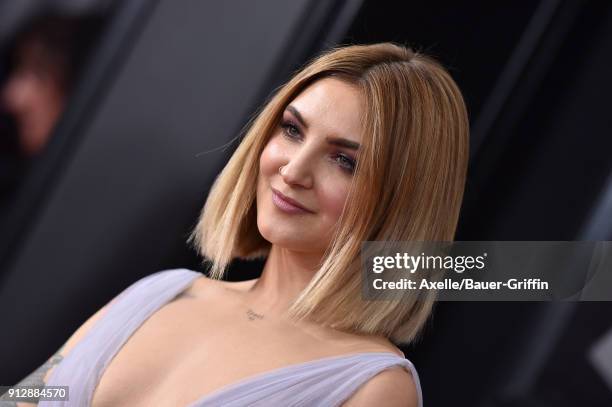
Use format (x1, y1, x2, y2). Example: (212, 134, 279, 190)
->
(285, 105, 360, 151)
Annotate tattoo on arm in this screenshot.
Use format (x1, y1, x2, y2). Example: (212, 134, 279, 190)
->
(0, 345, 65, 406)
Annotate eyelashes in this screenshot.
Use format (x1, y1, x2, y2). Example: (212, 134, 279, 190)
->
(280, 120, 357, 173)
(281, 121, 301, 139)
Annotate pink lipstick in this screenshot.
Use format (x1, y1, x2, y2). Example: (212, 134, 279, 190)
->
(271, 189, 313, 214)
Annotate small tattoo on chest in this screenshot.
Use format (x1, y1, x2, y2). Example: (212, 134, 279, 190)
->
(246, 308, 264, 321)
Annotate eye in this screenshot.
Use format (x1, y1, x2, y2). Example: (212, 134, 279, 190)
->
(334, 153, 356, 173)
(280, 120, 356, 174)
(280, 121, 301, 139)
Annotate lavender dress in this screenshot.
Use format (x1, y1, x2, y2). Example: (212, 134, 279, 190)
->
(41, 269, 423, 406)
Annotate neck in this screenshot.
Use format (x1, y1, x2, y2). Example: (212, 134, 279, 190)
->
(242, 244, 323, 319)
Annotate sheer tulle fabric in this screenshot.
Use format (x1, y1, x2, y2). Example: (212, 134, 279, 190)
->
(42, 269, 423, 407)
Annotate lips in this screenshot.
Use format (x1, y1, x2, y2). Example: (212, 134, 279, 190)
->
(271, 188, 314, 214)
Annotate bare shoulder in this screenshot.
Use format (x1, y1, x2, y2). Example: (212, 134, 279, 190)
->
(341, 366, 419, 407)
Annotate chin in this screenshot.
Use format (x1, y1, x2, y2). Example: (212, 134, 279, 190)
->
(259, 223, 297, 244)
(258, 222, 309, 249)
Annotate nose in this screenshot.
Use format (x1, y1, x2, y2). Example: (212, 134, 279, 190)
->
(280, 147, 314, 189)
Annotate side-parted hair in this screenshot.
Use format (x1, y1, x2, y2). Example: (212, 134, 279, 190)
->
(189, 42, 469, 345)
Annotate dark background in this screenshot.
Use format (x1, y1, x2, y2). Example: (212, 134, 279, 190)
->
(0, 1, 611, 406)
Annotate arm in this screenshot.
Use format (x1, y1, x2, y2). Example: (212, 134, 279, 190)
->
(0, 298, 118, 406)
(0, 346, 66, 407)
(341, 366, 419, 407)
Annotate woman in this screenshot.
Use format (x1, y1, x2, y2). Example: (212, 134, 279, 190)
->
(0, 13, 105, 229)
(14, 42, 468, 406)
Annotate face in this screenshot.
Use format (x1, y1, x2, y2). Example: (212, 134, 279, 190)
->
(256, 77, 364, 254)
(1, 38, 67, 156)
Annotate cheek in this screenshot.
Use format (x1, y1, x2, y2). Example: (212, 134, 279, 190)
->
(257, 138, 283, 209)
(319, 181, 350, 221)
(259, 137, 284, 177)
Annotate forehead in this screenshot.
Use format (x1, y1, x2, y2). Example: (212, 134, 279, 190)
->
(287, 77, 364, 143)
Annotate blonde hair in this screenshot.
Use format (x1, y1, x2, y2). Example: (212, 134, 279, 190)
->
(189, 42, 469, 344)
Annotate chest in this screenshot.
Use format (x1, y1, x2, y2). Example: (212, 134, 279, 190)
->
(89, 297, 343, 407)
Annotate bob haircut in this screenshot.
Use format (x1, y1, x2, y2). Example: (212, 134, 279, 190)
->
(189, 42, 469, 345)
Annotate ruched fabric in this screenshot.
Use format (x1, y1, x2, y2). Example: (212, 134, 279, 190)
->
(42, 269, 423, 406)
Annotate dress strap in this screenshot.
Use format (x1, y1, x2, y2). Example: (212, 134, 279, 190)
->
(320, 353, 423, 407)
(41, 268, 201, 406)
